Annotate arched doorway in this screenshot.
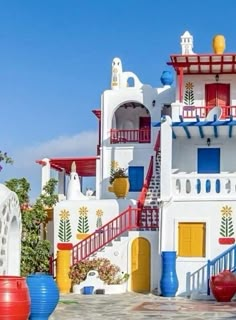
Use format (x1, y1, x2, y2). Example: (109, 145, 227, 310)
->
(131, 237, 150, 292)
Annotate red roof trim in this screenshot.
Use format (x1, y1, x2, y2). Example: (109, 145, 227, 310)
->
(168, 54, 236, 75)
(36, 157, 98, 177)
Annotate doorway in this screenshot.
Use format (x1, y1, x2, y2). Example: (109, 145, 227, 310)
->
(205, 83, 230, 118)
(131, 237, 150, 292)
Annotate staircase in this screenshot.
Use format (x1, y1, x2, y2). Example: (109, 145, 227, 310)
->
(137, 131, 160, 229)
(186, 244, 236, 297)
(50, 131, 161, 277)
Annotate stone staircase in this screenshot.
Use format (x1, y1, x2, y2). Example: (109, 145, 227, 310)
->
(139, 149, 161, 229)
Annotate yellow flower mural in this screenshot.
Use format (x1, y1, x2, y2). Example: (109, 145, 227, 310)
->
(221, 205, 232, 217)
(58, 209, 72, 243)
(219, 205, 235, 245)
(77, 206, 89, 235)
(184, 82, 194, 106)
(96, 209, 103, 228)
(59, 209, 70, 220)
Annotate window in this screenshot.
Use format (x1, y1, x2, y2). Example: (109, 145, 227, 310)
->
(128, 166, 144, 192)
(178, 222, 206, 257)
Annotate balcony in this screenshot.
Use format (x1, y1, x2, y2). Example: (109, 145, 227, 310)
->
(172, 173, 236, 200)
(182, 105, 236, 119)
(110, 129, 151, 144)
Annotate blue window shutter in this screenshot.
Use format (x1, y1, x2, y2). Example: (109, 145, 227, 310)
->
(128, 166, 144, 192)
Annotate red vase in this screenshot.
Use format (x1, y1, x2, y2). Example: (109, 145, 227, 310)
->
(0, 276, 30, 319)
(210, 270, 236, 302)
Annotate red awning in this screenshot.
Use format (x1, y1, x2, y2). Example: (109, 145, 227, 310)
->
(36, 156, 97, 177)
(167, 54, 236, 74)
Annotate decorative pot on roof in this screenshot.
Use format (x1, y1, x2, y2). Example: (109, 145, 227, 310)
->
(212, 35, 226, 54)
(160, 71, 173, 86)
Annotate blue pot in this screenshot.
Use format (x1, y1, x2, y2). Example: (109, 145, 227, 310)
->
(160, 251, 179, 297)
(26, 274, 59, 320)
(83, 286, 94, 295)
(160, 71, 173, 86)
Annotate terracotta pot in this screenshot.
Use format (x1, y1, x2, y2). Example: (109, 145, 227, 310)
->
(212, 35, 225, 54)
(210, 270, 236, 302)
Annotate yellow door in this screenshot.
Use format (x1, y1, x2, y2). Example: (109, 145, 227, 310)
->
(131, 237, 150, 292)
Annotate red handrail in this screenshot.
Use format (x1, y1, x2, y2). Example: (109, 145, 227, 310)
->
(72, 206, 138, 266)
(110, 129, 151, 144)
(154, 130, 161, 152)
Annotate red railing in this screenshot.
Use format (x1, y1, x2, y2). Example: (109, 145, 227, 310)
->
(137, 156, 153, 211)
(183, 105, 236, 119)
(154, 130, 161, 152)
(110, 129, 151, 144)
(71, 206, 138, 266)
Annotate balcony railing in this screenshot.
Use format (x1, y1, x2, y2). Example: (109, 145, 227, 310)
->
(172, 173, 236, 199)
(182, 105, 236, 119)
(110, 129, 151, 144)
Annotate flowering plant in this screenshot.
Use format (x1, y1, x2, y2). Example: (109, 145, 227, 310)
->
(0, 151, 13, 171)
(68, 258, 129, 285)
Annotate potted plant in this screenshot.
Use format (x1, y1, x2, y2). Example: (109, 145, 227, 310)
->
(108, 167, 130, 198)
(68, 258, 129, 294)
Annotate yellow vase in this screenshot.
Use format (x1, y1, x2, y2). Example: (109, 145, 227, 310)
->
(212, 35, 225, 54)
(113, 178, 130, 198)
(56, 250, 71, 293)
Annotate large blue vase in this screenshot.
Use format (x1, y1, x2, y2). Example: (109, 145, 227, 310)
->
(26, 274, 59, 320)
(160, 251, 179, 297)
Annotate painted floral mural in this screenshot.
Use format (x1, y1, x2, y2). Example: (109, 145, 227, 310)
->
(218, 205, 235, 245)
(57, 209, 72, 249)
(77, 206, 89, 239)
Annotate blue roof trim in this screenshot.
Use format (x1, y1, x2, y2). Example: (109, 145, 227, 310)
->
(229, 115, 233, 138)
(152, 119, 236, 128)
(196, 115, 204, 138)
(213, 115, 218, 138)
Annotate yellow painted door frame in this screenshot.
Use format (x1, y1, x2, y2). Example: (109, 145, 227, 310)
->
(131, 237, 150, 292)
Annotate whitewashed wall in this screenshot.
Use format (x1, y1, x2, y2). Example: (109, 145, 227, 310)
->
(54, 199, 136, 254)
(173, 136, 236, 173)
(176, 74, 236, 106)
(101, 145, 155, 199)
(160, 200, 236, 294)
(92, 230, 160, 292)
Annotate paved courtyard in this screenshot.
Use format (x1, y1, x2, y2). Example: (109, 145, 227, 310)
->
(49, 292, 236, 320)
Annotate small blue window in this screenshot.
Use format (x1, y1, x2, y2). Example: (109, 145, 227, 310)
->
(128, 166, 144, 192)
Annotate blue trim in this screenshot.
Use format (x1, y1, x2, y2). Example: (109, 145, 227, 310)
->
(152, 119, 236, 127)
(178, 115, 191, 138)
(229, 115, 233, 138)
(213, 115, 218, 138)
(196, 115, 204, 138)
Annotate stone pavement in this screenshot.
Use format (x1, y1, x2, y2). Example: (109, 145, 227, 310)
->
(49, 292, 236, 320)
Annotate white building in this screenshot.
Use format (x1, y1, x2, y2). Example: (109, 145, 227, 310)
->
(37, 31, 236, 296)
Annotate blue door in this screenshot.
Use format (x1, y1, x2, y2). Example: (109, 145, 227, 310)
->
(128, 166, 144, 192)
(197, 148, 220, 173)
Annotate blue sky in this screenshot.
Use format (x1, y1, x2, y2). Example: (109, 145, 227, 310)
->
(1, 0, 235, 200)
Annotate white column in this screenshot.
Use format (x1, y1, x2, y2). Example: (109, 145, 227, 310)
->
(41, 158, 51, 192)
(96, 157, 100, 199)
(171, 102, 184, 122)
(160, 116, 173, 201)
